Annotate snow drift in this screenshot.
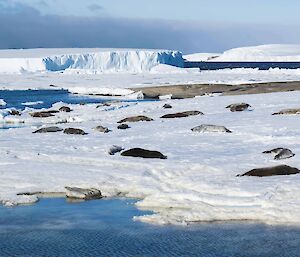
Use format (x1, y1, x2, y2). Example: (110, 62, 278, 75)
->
(0, 48, 184, 74)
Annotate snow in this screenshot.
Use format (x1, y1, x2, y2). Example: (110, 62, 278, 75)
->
(21, 101, 44, 106)
(211, 44, 300, 62)
(0, 46, 300, 97)
(1, 91, 300, 225)
(0, 48, 184, 74)
(0, 99, 6, 106)
(1, 68, 300, 97)
(184, 53, 220, 62)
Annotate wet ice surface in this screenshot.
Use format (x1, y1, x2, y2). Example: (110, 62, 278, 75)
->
(0, 198, 299, 257)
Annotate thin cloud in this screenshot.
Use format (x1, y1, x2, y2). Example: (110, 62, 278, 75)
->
(88, 3, 103, 12)
(0, 5, 299, 53)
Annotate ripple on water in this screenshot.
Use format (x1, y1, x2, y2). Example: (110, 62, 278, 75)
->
(0, 198, 299, 257)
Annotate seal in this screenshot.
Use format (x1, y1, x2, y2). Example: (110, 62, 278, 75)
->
(163, 103, 172, 109)
(63, 128, 88, 135)
(161, 110, 203, 119)
(238, 165, 300, 177)
(117, 115, 153, 123)
(226, 103, 251, 112)
(272, 108, 300, 115)
(30, 110, 59, 118)
(33, 126, 63, 134)
(94, 125, 111, 133)
(65, 187, 102, 200)
(121, 148, 167, 159)
(59, 106, 72, 112)
(191, 124, 232, 133)
(108, 145, 124, 155)
(117, 124, 130, 130)
(263, 148, 295, 160)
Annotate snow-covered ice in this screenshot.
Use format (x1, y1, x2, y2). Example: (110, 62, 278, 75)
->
(207, 44, 300, 62)
(0, 48, 184, 74)
(0, 91, 300, 225)
(21, 101, 44, 106)
(0, 99, 6, 106)
(0, 46, 300, 98)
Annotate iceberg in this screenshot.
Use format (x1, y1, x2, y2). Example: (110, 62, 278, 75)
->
(0, 48, 184, 74)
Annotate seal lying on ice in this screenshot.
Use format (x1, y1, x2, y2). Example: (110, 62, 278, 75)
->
(238, 165, 300, 177)
(272, 108, 300, 115)
(161, 111, 203, 119)
(117, 116, 153, 123)
(94, 125, 111, 133)
(191, 124, 232, 133)
(121, 148, 167, 159)
(63, 128, 88, 135)
(226, 103, 251, 112)
(33, 126, 63, 133)
(108, 145, 124, 155)
(263, 148, 295, 160)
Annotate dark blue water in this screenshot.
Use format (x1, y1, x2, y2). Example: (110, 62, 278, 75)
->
(0, 89, 108, 111)
(0, 198, 299, 257)
(184, 61, 300, 70)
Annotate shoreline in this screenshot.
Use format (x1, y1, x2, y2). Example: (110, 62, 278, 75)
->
(130, 81, 300, 99)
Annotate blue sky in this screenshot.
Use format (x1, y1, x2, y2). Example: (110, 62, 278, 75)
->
(0, 0, 300, 53)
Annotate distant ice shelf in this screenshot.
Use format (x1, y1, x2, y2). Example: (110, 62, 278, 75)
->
(0, 48, 184, 74)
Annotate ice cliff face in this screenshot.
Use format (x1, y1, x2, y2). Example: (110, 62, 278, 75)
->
(0, 49, 184, 74)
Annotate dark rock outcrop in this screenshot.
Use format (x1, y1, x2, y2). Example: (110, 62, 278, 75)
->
(117, 116, 153, 123)
(160, 111, 203, 119)
(33, 126, 63, 134)
(238, 165, 300, 177)
(121, 148, 167, 159)
(63, 128, 88, 135)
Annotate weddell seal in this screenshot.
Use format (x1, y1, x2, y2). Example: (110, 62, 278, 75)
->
(226, 103, 251, 112)
(63, 128, 88, 135)
(117, 124, 130, 130)
(117, 116, 153, 123)
(33, 126, 63, 134)
(237, 165, 300, 177)
(94, 125, 111, 133)
(121, 148, 167, 159)
(262, 148, 295, 160)
(191, 124, 232, 133)
(108, 145, 124, 155)
(160, 111, 203, 119)
(272, 108, 300, 115)
(59, 106, 72, 112)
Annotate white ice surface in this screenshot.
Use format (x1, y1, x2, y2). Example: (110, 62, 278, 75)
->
(1, 91, 300, 225)
(0, 48, 184, 74)
(1, 68, 300, 97)
(184, 53, 220, 62)
(211, 44, 300, 62)
(0, 99, 6, 106)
